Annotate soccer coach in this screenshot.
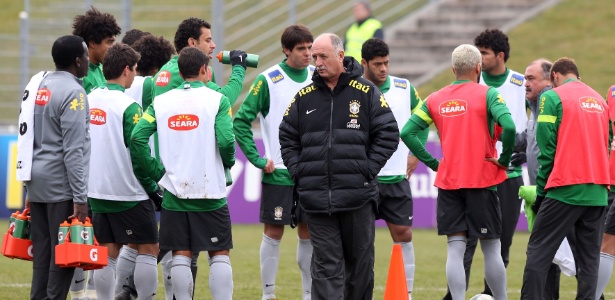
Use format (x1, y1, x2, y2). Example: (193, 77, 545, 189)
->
(279, 33, 398, 299)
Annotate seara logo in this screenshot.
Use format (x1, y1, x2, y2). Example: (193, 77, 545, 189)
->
(156, 70, 171, 87)
(439, 99, 467, 117)
(168, 114, 199, 130)
(579, 96, 604, 113)
(35, 88, 51, 106)
(90, 108, 106, 125)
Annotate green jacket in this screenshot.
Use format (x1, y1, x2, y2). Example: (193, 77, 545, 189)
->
(535, 79, 610, 206)
(83, 62, 106, 94)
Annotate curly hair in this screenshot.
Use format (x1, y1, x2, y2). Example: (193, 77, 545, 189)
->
(474, 29, 510, 62)
(361, 38, 388, 62)
(174, 18, 211, 53)
(132, 35, 176, 76)
(72, 7, 121, 44)
(122, 29, 150, 47)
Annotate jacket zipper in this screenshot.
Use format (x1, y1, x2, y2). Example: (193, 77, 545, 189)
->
(327, 91, 334, 215)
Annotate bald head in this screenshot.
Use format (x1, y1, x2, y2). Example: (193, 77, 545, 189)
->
(312, 33, 345, 86)
(451, 44, 481, 77)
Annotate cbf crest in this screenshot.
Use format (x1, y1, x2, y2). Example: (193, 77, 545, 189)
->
(274, 206, 283, 220)
(349, 100, 360, 117)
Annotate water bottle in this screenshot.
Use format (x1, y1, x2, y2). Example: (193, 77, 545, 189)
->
(83, 219, 94, 245)
(69, 219, 84, 244)
(58, 221, 70, 244)
(7, 210, 19, 232)
(12, 212, 29, 239)
(216, 51, 259, 68)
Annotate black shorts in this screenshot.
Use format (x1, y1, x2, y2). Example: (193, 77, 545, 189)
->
(377, 180, 413, 226)
(260, 183, 304, 225)
(92, 200, 158, 244)
(605, 192, 615, 235)
(436, 188, 502, 239)
(159, 205, 233, 252)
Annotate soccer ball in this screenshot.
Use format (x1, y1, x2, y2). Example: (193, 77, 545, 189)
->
(469, 294, 495, 300)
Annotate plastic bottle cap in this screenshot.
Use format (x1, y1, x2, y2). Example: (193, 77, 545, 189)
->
(70, 219, 83, 226)
(216, 52, 223, 62)
(60, 221, 71, 227)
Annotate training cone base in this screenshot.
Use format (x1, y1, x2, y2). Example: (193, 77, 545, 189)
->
(1, 233, 33, 261)
(383, 244, 408, 300)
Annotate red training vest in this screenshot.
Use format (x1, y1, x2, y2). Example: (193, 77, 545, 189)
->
(545, 81, 610, 189)
(427, 82, 507, 189)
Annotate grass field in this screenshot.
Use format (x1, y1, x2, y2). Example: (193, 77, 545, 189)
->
(0, 220, 613, 299)
(417, 0, 615, 99)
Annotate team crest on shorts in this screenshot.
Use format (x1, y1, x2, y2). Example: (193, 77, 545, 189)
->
(274, 206, 283, 220)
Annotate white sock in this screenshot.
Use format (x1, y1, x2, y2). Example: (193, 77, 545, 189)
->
(160, 251, 174, 300)
(260, 234, 280, 299)
(171, 255, 193, 300)
(596, 252, 615, 300)
(115, 246, 138, 296)
(480, 239, 508, 300)
(398, 241, 415, 296)
(209, 255, 234, 300)
(297, 238, 313, 300)
(446, 236, 467, 300)
(70, 268, 86, 293)
(134, 254, 158, 300)
(93, 257, 116, 300)
(86, 270, 96, 291)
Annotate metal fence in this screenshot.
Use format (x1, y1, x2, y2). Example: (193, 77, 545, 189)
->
(0, 0, 422, 125)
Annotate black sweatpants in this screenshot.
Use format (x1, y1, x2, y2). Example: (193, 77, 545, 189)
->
(521, 197, 604, 300)
(29, 200, 76, 300)
(306, 203, 375, 300)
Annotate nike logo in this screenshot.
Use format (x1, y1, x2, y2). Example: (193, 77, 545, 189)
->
(409, 216, 413, 220)
(306, 109, 316, 114)
(265, 284, 275, 287)
(75, 279, 85, 284)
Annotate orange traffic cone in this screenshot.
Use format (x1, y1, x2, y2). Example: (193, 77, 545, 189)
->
(383, 244, 409, 300)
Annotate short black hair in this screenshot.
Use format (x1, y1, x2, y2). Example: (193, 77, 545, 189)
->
(474, 28, 510, 62)
(550, 57, 579, 82)
(174, 18, 211, 52)
(52, 35, 86, 69)
(72, 7, 121, 44)
(122, 29, 150, 47)
(361, 38, 389, 62)
(102, 43, 140, 80)
(178, 47, 209, 79)
(132, 35, 175, 76)
(281, 25, 313, 51)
